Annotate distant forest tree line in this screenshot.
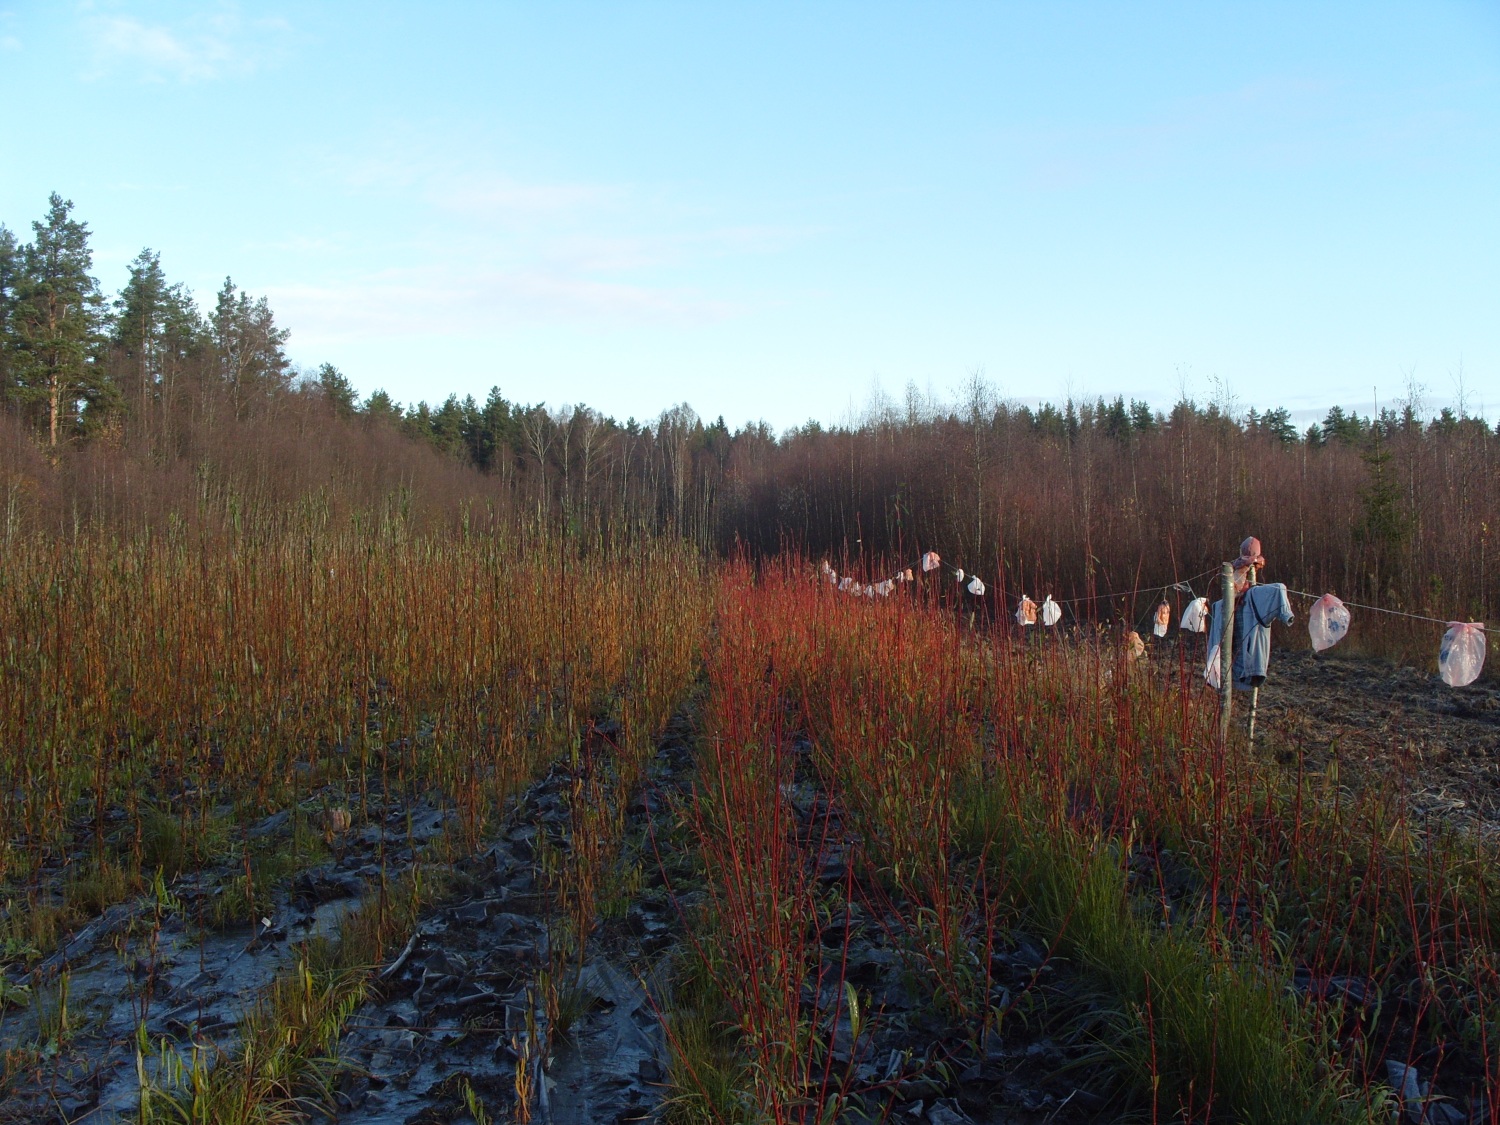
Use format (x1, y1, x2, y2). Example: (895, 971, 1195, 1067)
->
(2, 194, 1496, 622)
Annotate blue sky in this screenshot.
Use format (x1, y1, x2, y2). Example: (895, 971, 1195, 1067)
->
(1, 1, 1497, 430)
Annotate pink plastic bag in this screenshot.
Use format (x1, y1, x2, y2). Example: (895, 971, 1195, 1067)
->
(921, 551, 941, 573)
(1439, 623, 1487, 687)
(1308, 594, 1350, 652)
(1153, 601, 1171, 638)
(1016, 595, 1037, 627)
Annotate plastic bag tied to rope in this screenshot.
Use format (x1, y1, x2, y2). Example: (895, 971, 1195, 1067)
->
(1308, 594, 1350, 652)
(1439, 622, 1487, 687)
(921, 551, 941, 573)
(1180, 597, 1208, 633)
(1153, 601, 1171, 638)
(967, 576, 986, 596)
(1041, 596, 1061, 627)
(955, 568, 965, 584)
(1016, 595, 1037, 627)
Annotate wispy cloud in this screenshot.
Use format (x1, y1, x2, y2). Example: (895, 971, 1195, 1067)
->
(82, 3, 292, 83)
(1006, 73, 1401, 190)
(268, 266, 741, 346)
(280, 125, 807, 340)
(0, 7, 20, 51)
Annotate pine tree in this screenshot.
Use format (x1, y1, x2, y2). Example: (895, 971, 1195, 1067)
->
(113, 249, 203, 440)
(212, 277, 290, 419)
(314, 363, 357, 417)
(0, 225, 19, 407)
(9, 194, 112, 446)
(363, 388, 402, 425)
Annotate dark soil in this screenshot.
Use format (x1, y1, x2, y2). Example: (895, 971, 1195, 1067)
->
(1250, 647, 1500, 834)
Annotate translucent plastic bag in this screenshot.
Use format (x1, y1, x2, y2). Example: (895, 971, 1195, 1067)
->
(1439, 623, 1487, 687)
(1308, 594, 1350, 652)
(1180, 597, 1208, 633)
(955, 568, 965, 584)
(921, 551, 941, 573)
(1016, 595, 1037, 627)
(838, 576, 854, 592)
(1124, 630, 1145, 661)
(1041, 596, 1061, 627)
(1204, 644, 1222, 688)
(967, 576, 986, 596)
(1153, 601, 1171, 638)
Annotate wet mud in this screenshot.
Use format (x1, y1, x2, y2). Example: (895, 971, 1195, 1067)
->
(0, 794, 450, 1123)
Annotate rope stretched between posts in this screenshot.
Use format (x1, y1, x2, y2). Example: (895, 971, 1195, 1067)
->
(1283, 588, 1493, 631)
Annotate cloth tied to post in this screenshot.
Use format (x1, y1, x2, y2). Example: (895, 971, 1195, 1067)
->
(1231, 536, 1266, 595)
(1205, 582, 1294, 691)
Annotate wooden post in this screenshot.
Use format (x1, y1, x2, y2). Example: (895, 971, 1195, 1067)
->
(1218, 562, 1235, 744)
(1247, 563, 1260, 747)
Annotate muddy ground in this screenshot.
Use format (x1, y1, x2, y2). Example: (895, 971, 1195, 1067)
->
(1247, 647, 1500, 835)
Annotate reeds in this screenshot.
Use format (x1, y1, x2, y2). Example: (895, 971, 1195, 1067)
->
(666, 558, 1498, 1123)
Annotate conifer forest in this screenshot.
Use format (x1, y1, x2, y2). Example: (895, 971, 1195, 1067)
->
(2, 197, 1498, 1124)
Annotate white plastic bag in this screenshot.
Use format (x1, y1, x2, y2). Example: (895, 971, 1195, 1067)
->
(1308, 594, 1350, 652)
(875, 579, 894, 596)
(955, 568, 965, 584)
(1153, 601, 1171, 638)
(1439, 622, 1487, 687)
(1041, 596, 1061, 626)
(838, 576, 853, 592)
(967, 576, 986, 596)
(1180, 597, 1208, 634)
(921, 551, 941, 573)
(1204, 644, 1222, 689)
(1016, 595, 1037, 627)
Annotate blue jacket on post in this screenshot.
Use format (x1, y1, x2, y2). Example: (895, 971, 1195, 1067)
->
(1207, 583, 1295, 691)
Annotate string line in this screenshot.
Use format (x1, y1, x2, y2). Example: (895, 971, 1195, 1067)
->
(828, 557, 1491, 632)
(1284, 588, 1491, 630)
